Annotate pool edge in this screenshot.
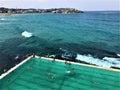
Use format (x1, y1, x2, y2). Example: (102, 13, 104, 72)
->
(35, 56, 120, 72)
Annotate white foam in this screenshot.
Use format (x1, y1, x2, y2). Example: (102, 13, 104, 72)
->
(21, 31, 33, 38)
(103, 57, 119, 61)
(0, 18, 5, 21)
(117, 54, 120, 57)
(76, 54, 120, 68)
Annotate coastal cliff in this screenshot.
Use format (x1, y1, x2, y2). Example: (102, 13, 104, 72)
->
(0, 7, 83, 14)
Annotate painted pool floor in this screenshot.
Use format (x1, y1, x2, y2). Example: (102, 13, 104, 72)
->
(0, 58, 120, 90)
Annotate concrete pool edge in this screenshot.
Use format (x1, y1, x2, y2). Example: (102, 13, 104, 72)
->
(0, 56, 33, 79)
(0, 55, 120, 80)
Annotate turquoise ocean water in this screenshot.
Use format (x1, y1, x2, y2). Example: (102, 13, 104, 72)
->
(0, 11, 120, 73)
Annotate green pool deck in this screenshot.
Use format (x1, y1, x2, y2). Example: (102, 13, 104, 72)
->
(0, 57, 120, 90)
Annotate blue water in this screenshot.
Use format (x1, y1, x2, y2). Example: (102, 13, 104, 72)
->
(0, 11, 120, 71)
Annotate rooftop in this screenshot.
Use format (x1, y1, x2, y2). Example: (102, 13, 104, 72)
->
(0, 56, 120, 90)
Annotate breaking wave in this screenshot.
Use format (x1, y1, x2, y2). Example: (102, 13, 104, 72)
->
(117, 54, 120, 57)
(21, 31, 33, 38)
(76, 54, 120, 68)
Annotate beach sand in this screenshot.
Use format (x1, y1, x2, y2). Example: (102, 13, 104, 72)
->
(0, 13, 11, 16)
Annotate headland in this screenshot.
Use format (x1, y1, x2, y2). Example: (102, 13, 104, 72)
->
(0, 7, 83, 15)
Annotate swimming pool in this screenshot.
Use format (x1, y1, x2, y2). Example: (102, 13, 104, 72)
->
(0, 57, 120, 90)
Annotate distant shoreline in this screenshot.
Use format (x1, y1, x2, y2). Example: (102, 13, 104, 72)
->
(0, 7, 83, 14)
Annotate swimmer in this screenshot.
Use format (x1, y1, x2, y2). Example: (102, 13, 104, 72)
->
(50, 74, 56, 79)
(91, 81, 99, 84)
(68, 62, 71, 65)
(27, 66, 32, 70)
(11, 71, 15, 73)
(33, 53, 35, 58)
(66, 68, 76, 76)
(39, 55, 41, 58)
(65, 61, 71, 65)
(7, 79, 11, 82)
(52, 58, 55, 62)
(65, 61, 68, 64)
(47, 72, 56, 79)
(66, 70, 71, 74)
(47, 53, 50, 58)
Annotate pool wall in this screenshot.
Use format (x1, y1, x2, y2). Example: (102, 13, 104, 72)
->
(35, 56, 120, 72)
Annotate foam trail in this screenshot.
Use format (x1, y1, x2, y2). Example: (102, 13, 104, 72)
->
(76, 54, 120, 68)
(21, 31, 33, 38)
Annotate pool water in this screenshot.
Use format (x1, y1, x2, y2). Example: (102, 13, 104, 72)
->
(0, 57, 120, 90)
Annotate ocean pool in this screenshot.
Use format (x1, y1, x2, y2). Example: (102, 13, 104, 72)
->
(0, 57, 120, 90)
